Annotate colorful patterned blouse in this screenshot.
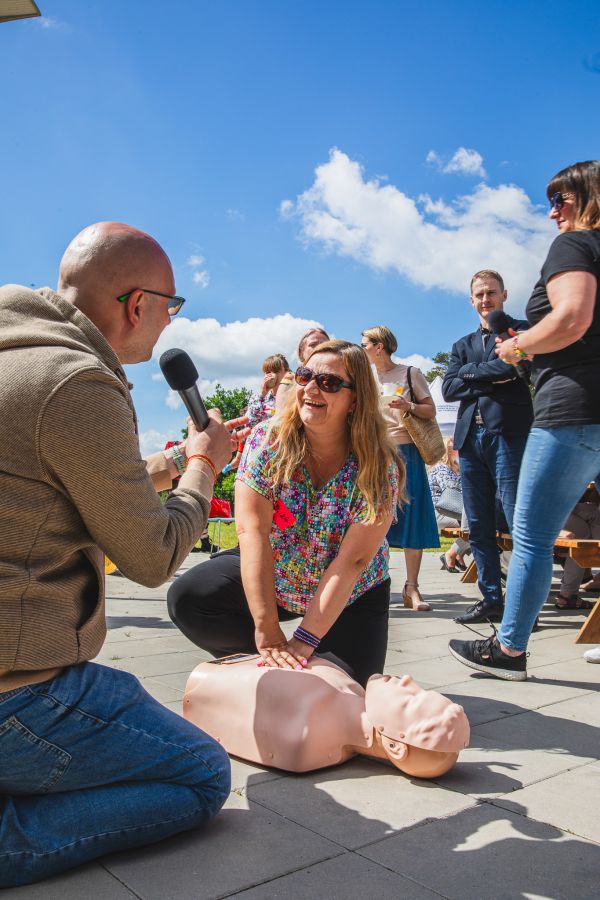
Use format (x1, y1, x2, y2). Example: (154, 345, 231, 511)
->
(236, 422, 400, 614)
(246, 390, 277, 427)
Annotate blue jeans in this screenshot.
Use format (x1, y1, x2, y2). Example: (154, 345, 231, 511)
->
(0, 662, 231, 888)
(499, 425, 600, 651)
(459, 425, 528, 607)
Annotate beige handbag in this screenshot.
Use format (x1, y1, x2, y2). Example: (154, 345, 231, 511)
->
(403, 367, 445, 466)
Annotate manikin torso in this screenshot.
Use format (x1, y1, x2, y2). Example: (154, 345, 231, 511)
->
(184, 656, 469, 778)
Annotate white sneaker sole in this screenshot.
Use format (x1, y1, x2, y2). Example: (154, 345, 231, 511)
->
(448, 645, 527, 681)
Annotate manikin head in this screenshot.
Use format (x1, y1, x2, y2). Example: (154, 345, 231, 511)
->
(57, 221, 179, 364)
(365, 673, 470, 777)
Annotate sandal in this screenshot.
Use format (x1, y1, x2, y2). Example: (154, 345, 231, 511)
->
(403, 581, 431, 612)
(554, 594, 595, 610)
(439, 552, 458, 574)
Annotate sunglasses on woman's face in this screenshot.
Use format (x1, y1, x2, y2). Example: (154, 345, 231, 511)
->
(294, 366, 354, 393)
(549, 191, 572, 211)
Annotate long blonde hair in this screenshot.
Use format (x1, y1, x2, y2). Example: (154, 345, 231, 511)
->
(266, 340, 405, 523)
(441, 437, 459, 474)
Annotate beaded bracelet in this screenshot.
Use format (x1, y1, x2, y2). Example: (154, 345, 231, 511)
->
(293, 626, 321, 649)
(512, 336, 529, 361)
(187, 453, 218, 481)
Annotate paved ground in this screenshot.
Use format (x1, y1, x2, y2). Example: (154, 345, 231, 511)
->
(7, 552, 600, 899)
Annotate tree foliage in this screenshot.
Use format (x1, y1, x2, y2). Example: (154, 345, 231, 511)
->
(180, 383, 253, 438)
(424, 351, 451, 383)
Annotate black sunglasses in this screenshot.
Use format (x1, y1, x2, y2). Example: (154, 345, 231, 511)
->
(295, 366, 354, 393)
(116, 288, 186, 316)
(549, 191, 571, 211)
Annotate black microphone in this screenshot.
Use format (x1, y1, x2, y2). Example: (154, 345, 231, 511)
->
(159, 348, 210, 431)
(487, 310, 529, 381)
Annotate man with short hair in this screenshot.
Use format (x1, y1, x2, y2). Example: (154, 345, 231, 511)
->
(442, 270, 533, 624)
(0, 222, 241, 887)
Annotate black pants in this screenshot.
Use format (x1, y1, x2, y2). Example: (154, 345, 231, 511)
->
(167, 548, 390, 687)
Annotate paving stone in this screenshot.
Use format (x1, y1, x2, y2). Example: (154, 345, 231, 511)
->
(0, 863, 138, 899)
(433, 733, 594, 798)
(472, 694, 600, 760)
(493, 761, 600, 844)
(102, 792, 343, 899)
(114, 648, 209, 678)
(247, 757, 475, 850)
(361, 802, 600, 899)
(233, 851, 442, 898)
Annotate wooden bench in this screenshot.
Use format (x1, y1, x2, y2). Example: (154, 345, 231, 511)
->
(440, 527, 600, 644)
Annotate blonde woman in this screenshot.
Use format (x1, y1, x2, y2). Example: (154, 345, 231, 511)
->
(361, 326, 439, 611)
(168, 341, 403, 686)
(428, 437, 471, 572)
(246, 353, 294, 426)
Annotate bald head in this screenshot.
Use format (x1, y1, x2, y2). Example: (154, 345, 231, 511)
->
(58, 222, 173, 306)
(57, 222, 176, 362)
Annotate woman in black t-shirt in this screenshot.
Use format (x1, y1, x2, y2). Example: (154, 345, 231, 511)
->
(449, 160, 600, 681)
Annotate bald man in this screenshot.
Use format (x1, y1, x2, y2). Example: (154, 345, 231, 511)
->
(0, 223, 239, 887)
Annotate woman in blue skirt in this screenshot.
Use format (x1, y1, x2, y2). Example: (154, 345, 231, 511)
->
(361, 326, 439, 610)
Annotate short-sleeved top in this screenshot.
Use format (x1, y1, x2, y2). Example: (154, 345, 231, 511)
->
(237, 422, 400, 614)
(377, 364, 433, 444)
(526, 230, 600, 427)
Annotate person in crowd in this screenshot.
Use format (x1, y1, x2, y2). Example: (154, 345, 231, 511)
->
(298, 326, 330, 364)
(168, 340, 403, 687)
(442, 271, 533, 625)
(449, 160, 600, 680)
(246, 353, 294, 426)
(429, 437, 471, 573)
(361, 326, 438, 611)
(554, 499, 599, 609)
(0, 222, 243, 888)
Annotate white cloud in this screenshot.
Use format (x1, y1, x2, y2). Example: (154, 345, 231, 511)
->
(192, 270, 210, 288)
(394, 353, 436, 373)
(187, 254, 205, 267)
(153, 313, 328, 406)
(186, 253, 210, 289)
(37, 17, 69, 31)
(283, 148, 554, 304)
(444, 147, 486, 178)
(226, 208, 245, 222)
(138, 429, 170, 455)
(427, 147, 486, 178)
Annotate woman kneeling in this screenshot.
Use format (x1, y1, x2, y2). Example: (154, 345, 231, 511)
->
(168, 340, 403, 687)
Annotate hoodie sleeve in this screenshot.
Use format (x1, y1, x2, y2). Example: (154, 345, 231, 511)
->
(37, 366, 212, 587)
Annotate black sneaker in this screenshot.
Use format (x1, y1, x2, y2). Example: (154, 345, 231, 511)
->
(448, 634, 527, 681)
(454, 600, 504, 625)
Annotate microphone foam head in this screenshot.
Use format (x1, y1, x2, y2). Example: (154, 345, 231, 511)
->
(487, 310, 512, 334)
(159, 348, 199, 391)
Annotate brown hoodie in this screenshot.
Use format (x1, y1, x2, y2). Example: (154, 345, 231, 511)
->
(0, 285, 212, 691)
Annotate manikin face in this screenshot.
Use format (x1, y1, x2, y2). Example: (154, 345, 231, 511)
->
(365, 673, 469, 753)
(296, 351, 355, 434)
(470, 277, 507, 327)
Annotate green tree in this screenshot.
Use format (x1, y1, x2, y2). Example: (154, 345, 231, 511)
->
(180, 383, 252, 438)
(424, 351, 451, 383)
(180, 383, 253, 505)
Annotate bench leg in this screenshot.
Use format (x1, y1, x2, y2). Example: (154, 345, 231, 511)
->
(575, 598, 600, 644)
(461, 559, 478, 584)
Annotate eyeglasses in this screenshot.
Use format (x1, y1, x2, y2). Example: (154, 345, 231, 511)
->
(295, 366, 354, 393)
(549, 191, 573, 211)
(116, 288, 186, 316)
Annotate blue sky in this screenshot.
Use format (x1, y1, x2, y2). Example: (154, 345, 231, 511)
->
(1, 0, 599, 451)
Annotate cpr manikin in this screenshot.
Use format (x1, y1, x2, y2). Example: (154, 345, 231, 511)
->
(183, 657, 469, 777)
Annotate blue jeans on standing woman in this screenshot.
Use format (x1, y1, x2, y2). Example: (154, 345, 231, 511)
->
(0, 662, 231, 888)
(459, 425, 528, 608)
(499, 425, 600, 651)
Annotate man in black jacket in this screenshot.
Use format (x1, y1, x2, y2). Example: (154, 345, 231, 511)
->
(442, 270, 533, 623)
